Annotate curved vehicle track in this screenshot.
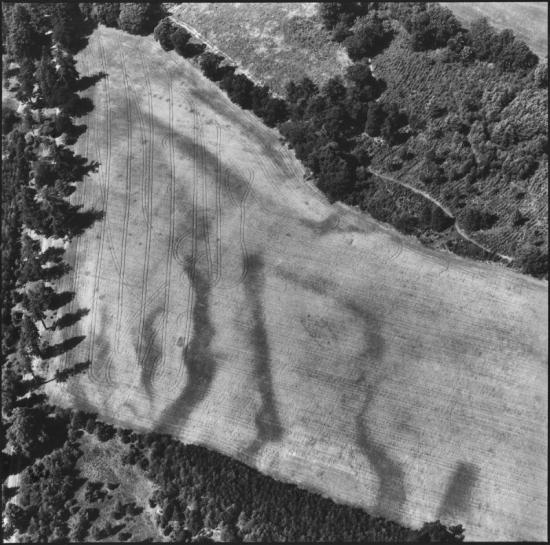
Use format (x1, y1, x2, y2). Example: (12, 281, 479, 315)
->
(87, 32, 114, 385)
(113, 38, 134, 347)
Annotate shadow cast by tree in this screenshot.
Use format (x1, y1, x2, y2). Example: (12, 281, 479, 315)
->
(41, 335, 86, 359)
(67, 207, 104, 237)
(73, 71, 107, 93)
(49, 290, 76, 311)
(51, 308, 89, 330)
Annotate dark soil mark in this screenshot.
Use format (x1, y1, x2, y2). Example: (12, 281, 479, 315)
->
(138, 305, 165, 396)
(152, 116, 251, 205)
(155, 262, 217, 431)
(351, 303, 406, 520)
(355, 381, 407, 522)
(276, 263, 403, 519)
(242, 254, 284, 460)
(437, 461, 480, 522)
(300, 213, 342, 236)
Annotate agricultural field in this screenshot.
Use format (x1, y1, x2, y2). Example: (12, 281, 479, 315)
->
(440, 2, 548, 59)
(43, 25, 547, 542)
(168, 2, 351, 95)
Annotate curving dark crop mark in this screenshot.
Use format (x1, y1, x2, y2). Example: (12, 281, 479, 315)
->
(151, 116, 253, 205)
(242, 254, 284, 461)
(299, 214, 342, 235)
(344, 298, 406, 521)
(139, 305, 165, 396)
(355, 381, 407, 522)
(437, 461, 480, 522)
(155, 262, 217, 431)
(275, 262, 404, 519)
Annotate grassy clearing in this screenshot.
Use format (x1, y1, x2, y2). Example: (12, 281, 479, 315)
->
(72, 432, 162, 542)
(169, 2, 351, 95)
(44, 25, 547, 542)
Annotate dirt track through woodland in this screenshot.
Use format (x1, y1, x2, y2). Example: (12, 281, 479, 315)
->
(47, 26, 547, 542)
(368, 168, 515, 262)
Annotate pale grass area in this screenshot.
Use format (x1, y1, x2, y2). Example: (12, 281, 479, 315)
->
(440, 2, 548, 58)
(45, 26, 547, 541)
(169, 3, 351, 95)
(74, 432, 163, 542)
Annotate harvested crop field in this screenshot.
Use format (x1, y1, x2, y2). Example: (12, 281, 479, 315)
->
(46, 26, 547, 541)
(440, 2, 548, 59)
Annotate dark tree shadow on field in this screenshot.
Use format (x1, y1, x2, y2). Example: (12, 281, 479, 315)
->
(50, 291, 76, 311)
(64, 95, 95, 118)
(42, 261, 72, 282)
(68, 208, 104, 237)
(54, 360, 91, 383)
(73, 71, 107, 93)
(51, 308, 90, 330)
(2, 484, 17, 502)
(2, 450, 31, 477)
(15, 392, 48, 410)
(41, 335, 86, 359)
(63, 122, 88, 145)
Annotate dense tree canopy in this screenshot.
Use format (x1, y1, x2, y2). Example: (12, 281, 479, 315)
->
(344, 12, 394, 60)
(7, 4, 42, 60)
(51, 3, 86, 53)
(6, 407, 49, 458)
(93, 2, 121, 27)
(153, 17, 176, 51)
(118, 2, 165, 36)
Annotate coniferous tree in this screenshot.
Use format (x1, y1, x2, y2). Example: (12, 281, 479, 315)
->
(199, 52, 225, 80)
(55, 51, 79, 90)
(118, 3, 165, 36)
(51, 3, 86, 53)
(153, 17, 176, 51)
(36, 48, 58, 108)
(21, 280, 54, 329)
(94, 2, 121, 27)
(18, 315, 41, 357)
(8, 4, 41, 60)
(15, 58, 37, 103)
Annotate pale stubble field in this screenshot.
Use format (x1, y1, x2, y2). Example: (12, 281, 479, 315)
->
(45, 26, 547, 541)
